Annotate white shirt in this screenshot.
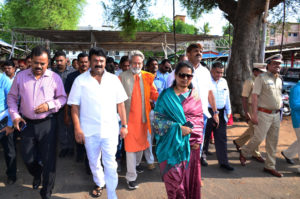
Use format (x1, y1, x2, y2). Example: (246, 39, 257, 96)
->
(67, 70, 128, 138)
(166, 64, 213, 118)
(209, 76, 231, 115)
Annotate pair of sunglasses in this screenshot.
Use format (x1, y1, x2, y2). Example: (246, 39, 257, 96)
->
(178, 73, 193, 80)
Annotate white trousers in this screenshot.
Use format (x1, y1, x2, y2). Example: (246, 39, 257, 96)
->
(283, 128, 300, 170)
(125, 151, 143, 182)
(144, 131, 154, 164)
(85, 135, 118, 199)
(144, 111, 155, 164)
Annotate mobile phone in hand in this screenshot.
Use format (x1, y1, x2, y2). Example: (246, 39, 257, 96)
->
(19, 121, 27, 131)
(183, 121, 194, 129)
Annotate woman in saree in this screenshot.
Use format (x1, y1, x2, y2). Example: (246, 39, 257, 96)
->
(153, 61, 204, 199)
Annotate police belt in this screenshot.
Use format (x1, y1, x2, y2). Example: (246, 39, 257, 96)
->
(258, 107, 280, 114)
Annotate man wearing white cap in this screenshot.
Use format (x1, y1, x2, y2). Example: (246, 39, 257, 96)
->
(233, 63, 267, 163)
(240, 54, 283, 177)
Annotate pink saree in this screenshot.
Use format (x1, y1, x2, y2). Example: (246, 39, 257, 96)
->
(182, 89, 203, 199)
(156, 88, 203, 199)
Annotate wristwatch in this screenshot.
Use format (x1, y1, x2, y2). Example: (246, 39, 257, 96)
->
(121, 125, 128, 128)
(214, 110, 219, 115)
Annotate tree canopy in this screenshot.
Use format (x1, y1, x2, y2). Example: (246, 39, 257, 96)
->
(136, 16, 198, 35)
(1, 0, 86, 30)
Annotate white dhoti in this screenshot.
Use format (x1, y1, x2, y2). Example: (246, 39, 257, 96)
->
(85, 134, 119, 199)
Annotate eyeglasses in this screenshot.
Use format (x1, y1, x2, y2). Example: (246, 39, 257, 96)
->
(178, 73, 193, 80)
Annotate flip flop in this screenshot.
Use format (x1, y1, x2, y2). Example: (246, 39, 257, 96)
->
(91, 185, 103, 198)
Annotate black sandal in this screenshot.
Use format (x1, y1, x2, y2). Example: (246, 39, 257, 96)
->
(91, 185, 103, 198)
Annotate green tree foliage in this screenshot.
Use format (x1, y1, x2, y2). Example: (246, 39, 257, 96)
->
(3, 0, 86, 30)
(136, 16, 198, 34)
(200, 22, 211, 35)
(103, 1, 198, 39)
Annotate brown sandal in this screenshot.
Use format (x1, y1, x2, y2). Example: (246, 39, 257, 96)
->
(91, 186, 103, 198)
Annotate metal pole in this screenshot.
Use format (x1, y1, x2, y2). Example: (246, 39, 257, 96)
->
(260, 0, 270, 62)
(172, 0, 177, 63)
(280, 0, 286, 53)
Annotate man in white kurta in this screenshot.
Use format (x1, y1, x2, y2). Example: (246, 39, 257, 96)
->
(68, 47, 128, 199)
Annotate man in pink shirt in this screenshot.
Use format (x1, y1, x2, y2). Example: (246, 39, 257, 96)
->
(7, 46, 67, 199)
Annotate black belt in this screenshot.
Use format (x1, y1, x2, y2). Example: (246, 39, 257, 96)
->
(23, 114, 54, 124)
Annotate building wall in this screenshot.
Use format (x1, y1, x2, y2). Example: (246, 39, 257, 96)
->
(268, 23, 300, 46)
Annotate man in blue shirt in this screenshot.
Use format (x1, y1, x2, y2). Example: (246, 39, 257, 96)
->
(202, 62, 234, 171)
(281, 74, 300, 173)
(156, 59, 171, 86)
(146, 57, 166, 94)
(0, 73, 16, 184)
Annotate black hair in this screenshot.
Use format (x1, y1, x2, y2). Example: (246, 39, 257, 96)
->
(186, 43, 203, 53)
(252, 68, 261, 72)
(30, 46, 50, 60)
(25, 54, 31, 61)
(89, 47, 107, 60)
(212, 61, 224, 69)
(54, 50, 66, 58)
(77, 52, 88, 60)
(106, 56, 114, 64)
(172, 61, 194, 89)
(161, 59, 171, 65)
(120, 56, 129, 65)
(146, 57, 158, 67)
(3, 60, 15, 68)
(72, 59, 78, 63)
(105, 63, 115, 74)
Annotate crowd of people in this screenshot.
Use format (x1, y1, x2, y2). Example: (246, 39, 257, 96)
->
(0, 43, 299, 199)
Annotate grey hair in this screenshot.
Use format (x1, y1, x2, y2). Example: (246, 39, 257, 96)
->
(128, 50, 145, 61)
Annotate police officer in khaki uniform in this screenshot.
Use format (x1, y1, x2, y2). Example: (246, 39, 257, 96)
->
(233, 63, 266, 163)
(240, 54, 283, 177)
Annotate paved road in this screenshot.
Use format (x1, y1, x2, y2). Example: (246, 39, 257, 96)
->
(0, 117, 299, 199)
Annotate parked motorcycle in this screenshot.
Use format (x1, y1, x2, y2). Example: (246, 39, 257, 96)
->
(282, 91, 291, 116)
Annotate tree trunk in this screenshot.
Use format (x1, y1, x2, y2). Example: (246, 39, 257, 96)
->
(226, 1, 263, 114)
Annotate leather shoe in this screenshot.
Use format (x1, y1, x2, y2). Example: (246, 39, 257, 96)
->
(239, 153, 246, 166)
(263, 168, 283, 177)
(32, 177, 41, 189)
(252, 156, 265, 163)
(7, 177, 16, 185)
(201, 157, 208, 167)
(281, 151, 295, 164)
(233, 140, 240, 151)
(220, 164, 234, 171)
(59, 149, 68, 158)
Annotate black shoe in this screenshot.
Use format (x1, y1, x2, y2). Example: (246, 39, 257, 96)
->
(136, 165, 144, 173)
(117, 160, 122, 173)
(220, 164, 234, 171)
(281, 151, 295, 164)
(127, 180, 139, 190)
(201, 158, 208, 167)
(7, 177, 16, 185)
(32, 177, 41, 189)
(67, 149, 74, 157)
(59, 149, 68, 158)
(76, 154, 84, 162)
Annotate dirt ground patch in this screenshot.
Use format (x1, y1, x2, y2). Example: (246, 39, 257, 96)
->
(0, 116, 299, 199)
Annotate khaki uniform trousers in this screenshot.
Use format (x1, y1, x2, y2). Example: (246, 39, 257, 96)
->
(235, 121, 261, 157)
(241, 111, 280, 170)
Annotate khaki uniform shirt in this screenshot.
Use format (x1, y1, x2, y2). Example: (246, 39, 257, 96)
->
(252, 72, 282, 110)
(242, 76, 255, 104)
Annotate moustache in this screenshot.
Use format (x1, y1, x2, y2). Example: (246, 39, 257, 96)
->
(95, 65, 103, 69)
(34, 68, 42, 71)
(196, 54, 201, 57)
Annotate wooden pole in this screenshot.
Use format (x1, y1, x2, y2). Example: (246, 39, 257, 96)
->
(173, 0, 177, 63)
